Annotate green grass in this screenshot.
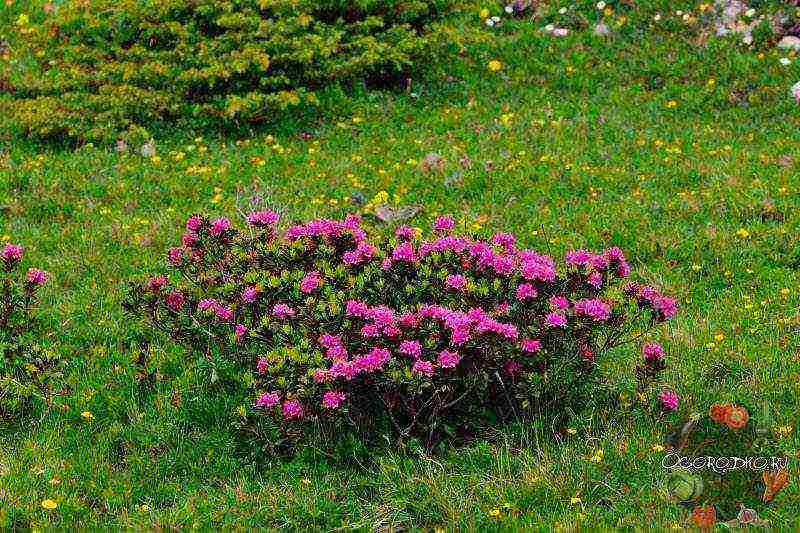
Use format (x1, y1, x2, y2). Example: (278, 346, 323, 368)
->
(1, 1, 799, 529)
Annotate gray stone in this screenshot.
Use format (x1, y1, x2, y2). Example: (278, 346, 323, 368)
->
(777, 36, 800, 51)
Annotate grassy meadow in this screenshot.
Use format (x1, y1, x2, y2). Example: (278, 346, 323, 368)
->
(1, 0, 799, 529)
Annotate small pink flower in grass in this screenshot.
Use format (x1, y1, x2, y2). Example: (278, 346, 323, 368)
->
(565, 249, 592, 267)
(282, 400, 304, 420)
(412, 359, 435, 377)
(167, 247, 183, 265)
(27, 268, 49, 287)
(146, 275, 166, 292)
(659, 390, 679, 411)
(545, 312, 567, 328)
(322, 391, 346, 410)
(791, 81, 800, 103)
(433, 215, 455, 232)
(399, 340, 422, 358)
(272, 303, 295, 319)
(515, 283, 537, 300)
(445, 274, 467, 291)
(300, 271, 322, 293)
(241, 285, 259, 303)
(1, 244, 22, 265)
(587, 272, 603, 289)
(255, 391, 280, 408)
(643, 342, 664, 362)
(521, 339, 541, 353)
(437, 350, 460, 369)
(256, 358, 269, 375)
(234, 324, 248, 342)
(165, 291, 185, 310)
(246, 210, 280, 227)
(209, 217, 231, 236)
(186, 215, 203, 232)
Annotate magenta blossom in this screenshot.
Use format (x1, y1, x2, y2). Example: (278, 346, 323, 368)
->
(399, 340, 422, 358)
(300, 271, 323, 293)
(643, 342, 664, 361)
(255, 391, 280, 408)
(437, 350, 460, 368)
(256, 358, 269, 375)
(242, 286, 259, 303)
(167, 247, 183, 265)
(521, 339, 541, 353)
(165, 291, 185, 310)
(395, 225, 416, 240)
(282, 400, 304, 420)
(545, 312, 568, 328)
(574, 298, 611, 322)
(234, 323, 248, 342)
(1, 244, 23, 266)
(412, 359, 435, 377)
(659, 390, 679, 411)
(186, 215, 203, 232)
(247, 210, 280, 227)
(272, 303, 295, 319)
(515, 282, 537, 300)
(433, 215, 455, 232)
(209, 217, 231, 236)
(146, 275, 166, 292)
(445, 274, 467, 291)
(322, 391, 346, 409)
(391, 242, 416, 263)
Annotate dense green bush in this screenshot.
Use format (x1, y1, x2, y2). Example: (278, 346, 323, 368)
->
(124, 212, 678, 453)
(4, 0, 455, 143)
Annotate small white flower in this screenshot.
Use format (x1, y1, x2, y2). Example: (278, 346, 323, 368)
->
(553, 28, 569, 37)
(559, 7, 567, 14)
(780, 57, 791, 66)
(505, 5, 513, 14)
(596, 1, 606, 10)
(676, 10, 683, 16)
(485, 18, 495, 27)
(791, 81, 800, 102)
(545, 23, 555, 32)
(653, 13, 661, 21)
(492, 16, 501, 22)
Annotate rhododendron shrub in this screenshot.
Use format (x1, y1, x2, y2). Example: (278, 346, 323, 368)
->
(125, 213, 677, 449)
(0, 243, 55, 417)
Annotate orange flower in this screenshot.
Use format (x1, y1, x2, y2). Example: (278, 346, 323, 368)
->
(724, 406, 749, 429)
(709, 403, 731, 424)
(691, 505, 716, 530)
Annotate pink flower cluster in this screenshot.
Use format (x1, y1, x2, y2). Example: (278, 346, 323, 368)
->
(136, 212, 679, 432)
(624, 283, 678, 322)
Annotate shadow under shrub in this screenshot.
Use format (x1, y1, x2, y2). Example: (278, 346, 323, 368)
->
(124, 211, 678, 454)
(0, 243, 58, 420)
(5, 0, 457, 144)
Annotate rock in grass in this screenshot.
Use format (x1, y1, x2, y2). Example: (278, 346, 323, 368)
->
(777, 36, 800, 52)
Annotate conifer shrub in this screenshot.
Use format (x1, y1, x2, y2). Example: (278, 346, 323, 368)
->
(5, 0, 456, 143)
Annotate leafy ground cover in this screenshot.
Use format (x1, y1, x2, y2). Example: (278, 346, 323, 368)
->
(1, 0, 799, 529)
